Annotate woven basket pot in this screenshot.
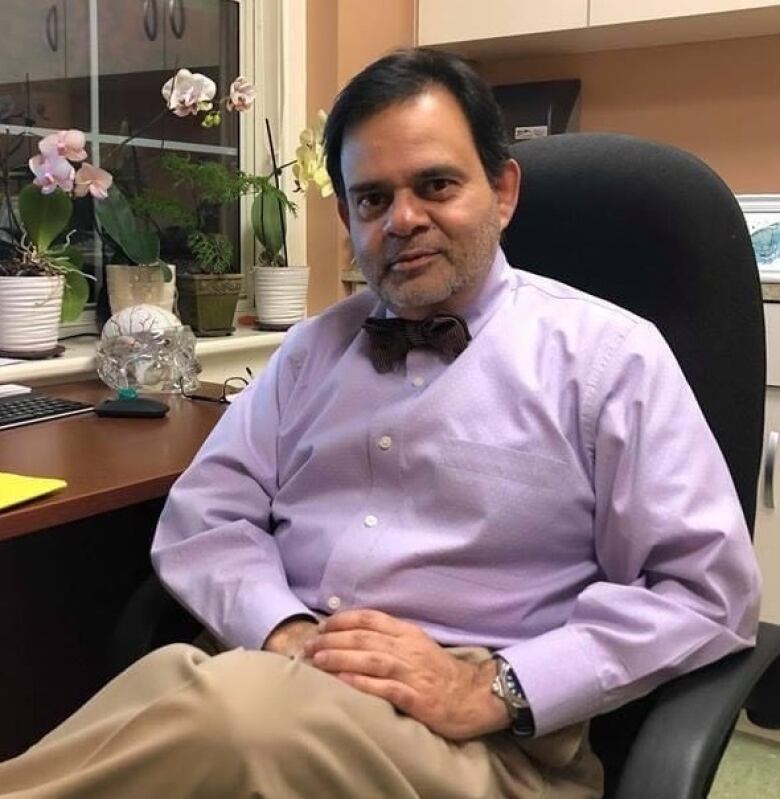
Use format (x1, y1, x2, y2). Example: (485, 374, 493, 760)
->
(253, 265, 310, 331)
(0, 275, 64, 354)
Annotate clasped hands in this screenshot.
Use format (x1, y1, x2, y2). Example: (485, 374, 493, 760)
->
(264, 608, 509, 741)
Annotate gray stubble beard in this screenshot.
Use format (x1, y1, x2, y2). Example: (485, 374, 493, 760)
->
(355, 207, 502, 312)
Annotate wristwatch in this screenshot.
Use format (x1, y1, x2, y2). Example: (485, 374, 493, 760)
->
(490, 655, 536, 737)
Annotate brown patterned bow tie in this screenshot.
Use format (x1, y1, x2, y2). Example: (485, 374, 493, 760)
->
(362, 313, 472, 374)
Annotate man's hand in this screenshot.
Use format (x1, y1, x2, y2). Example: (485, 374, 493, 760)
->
(264, 617, 319, 658)
(302, 609, 510, 741)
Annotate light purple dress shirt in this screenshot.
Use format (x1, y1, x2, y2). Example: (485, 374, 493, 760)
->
(152, 248, 760, 736)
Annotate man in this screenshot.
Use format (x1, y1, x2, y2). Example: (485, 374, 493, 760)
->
(0, 48, 760, 799)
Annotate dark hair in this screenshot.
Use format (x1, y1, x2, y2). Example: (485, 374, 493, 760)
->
(323, 48, 511, 199)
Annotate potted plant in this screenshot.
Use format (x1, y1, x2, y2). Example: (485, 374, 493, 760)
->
(252, 112, 333, 330)
(160, 68, 333, 331)
(139, 69, 254, 335)
(0, 129, 112, 355)
(132, 152, 291, 336)
(94, 186, 175, 316)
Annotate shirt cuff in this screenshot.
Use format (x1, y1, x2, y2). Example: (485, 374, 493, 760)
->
(221, 586, 316, 650)
(498, 625, 602, 736)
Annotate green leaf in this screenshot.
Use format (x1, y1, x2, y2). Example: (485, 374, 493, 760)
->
(127, 230, 161, 266)
(251, 190, 285, 261)
(60, 270, 89, 322)
(18, 184, 72, 252)
(95, 186, 161, 266)
(187, 230, 232, 274)
(130, 191, 196, 229)
(54, 245, 84, 270)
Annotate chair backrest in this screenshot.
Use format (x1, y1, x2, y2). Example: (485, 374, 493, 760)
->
(504, 133, 766, 796)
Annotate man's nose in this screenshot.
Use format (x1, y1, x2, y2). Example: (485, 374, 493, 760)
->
(384, 191, 429, 237)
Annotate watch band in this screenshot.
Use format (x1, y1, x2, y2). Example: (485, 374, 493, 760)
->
(491, 655, 536, 737)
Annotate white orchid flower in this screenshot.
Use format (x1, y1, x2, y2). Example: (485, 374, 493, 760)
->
(227, 76, 256, 112)
(161, 68, 217, 117)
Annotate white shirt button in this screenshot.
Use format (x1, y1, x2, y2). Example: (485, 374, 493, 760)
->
(378, 435, 393, 450)
(411, 376, 425, 387)
(327, 595, 342, 611)
(364, 514, 379, 528)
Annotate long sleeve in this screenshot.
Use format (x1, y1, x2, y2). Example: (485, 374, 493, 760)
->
(501, 322, 761, 736)
(151, 339, 313, 650)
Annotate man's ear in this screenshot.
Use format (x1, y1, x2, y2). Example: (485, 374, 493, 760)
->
(496, 159, 521, 233)
(337, 198, 351, 231)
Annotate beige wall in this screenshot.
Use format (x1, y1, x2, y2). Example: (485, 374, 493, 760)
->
(305, 0, 415, 314)
(305, 0, 340, 315)
(478, 34, 780, 194)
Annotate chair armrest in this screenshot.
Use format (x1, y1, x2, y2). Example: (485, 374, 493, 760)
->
(614, 621, 780, 799)
(110, 572, 201, 674)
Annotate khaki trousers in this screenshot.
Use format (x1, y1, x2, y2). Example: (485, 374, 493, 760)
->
(0, 644, 603, 799)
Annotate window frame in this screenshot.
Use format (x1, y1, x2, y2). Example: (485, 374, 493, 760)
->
(242, 0, 308, 313)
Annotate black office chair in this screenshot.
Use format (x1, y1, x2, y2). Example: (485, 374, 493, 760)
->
(505, 133, 780, 798)
(113, 133, 780, 799)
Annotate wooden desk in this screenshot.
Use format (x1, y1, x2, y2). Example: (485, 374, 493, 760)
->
(0, 381, 226, 541)
(0, 381, 227, 758)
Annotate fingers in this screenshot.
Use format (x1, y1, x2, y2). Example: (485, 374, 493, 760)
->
(304, 611, 425, 669)
(319, 608, 413, 637)
(310, 647, 402, 680)
(304, 628, 394, 657)
(336, 672, 418, 715)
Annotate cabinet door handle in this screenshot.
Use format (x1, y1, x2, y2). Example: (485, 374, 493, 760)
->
(143, 0, 159, 41)
(763, 430, 779, 509)
(168, 0, 185, 39)
(46, 4, 59, 52)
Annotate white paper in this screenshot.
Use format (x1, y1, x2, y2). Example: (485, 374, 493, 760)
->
(0, 384, 32, 397)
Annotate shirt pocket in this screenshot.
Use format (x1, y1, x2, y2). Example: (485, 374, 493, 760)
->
(439, 438, 567, 491)
(429, 439, 587, 587)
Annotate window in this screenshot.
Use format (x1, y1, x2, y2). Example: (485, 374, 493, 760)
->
(0, 0, 246, 328)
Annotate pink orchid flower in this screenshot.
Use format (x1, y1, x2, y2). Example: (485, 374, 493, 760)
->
(28, 154, 75, 194)
(227, 76, 256, 112)
(161, 68, 217, 117)
(38, 129, 88, 162)
(74, 162, 113, 200)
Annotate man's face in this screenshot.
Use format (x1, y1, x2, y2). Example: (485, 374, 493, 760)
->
(338, 88, 520, 319)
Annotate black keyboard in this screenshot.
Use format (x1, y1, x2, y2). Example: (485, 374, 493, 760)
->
(0, 393, 94, 431)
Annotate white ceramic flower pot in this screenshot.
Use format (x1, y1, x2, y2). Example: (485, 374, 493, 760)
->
(106, 263, 177, 316)
(0, 275, 64, 353)
(253, 265, 310, 330)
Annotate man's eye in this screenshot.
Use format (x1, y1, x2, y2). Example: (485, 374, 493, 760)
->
(356, 194, 388, 216)
(423, 178, 455, 197)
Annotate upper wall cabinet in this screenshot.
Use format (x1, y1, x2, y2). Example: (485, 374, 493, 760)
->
(418, 0, 780, 58)
(418, 1, 588, 48)
(163, 0, 223, 72)
(97, 1, 222, 79)
(590, 0, 780, 26)
(0, 0, 89, 84)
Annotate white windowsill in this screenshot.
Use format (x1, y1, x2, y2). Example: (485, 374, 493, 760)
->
(1, 327, 286, 388)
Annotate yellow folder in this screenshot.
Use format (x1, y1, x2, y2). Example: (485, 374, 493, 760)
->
(0, 472, 68, 512)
